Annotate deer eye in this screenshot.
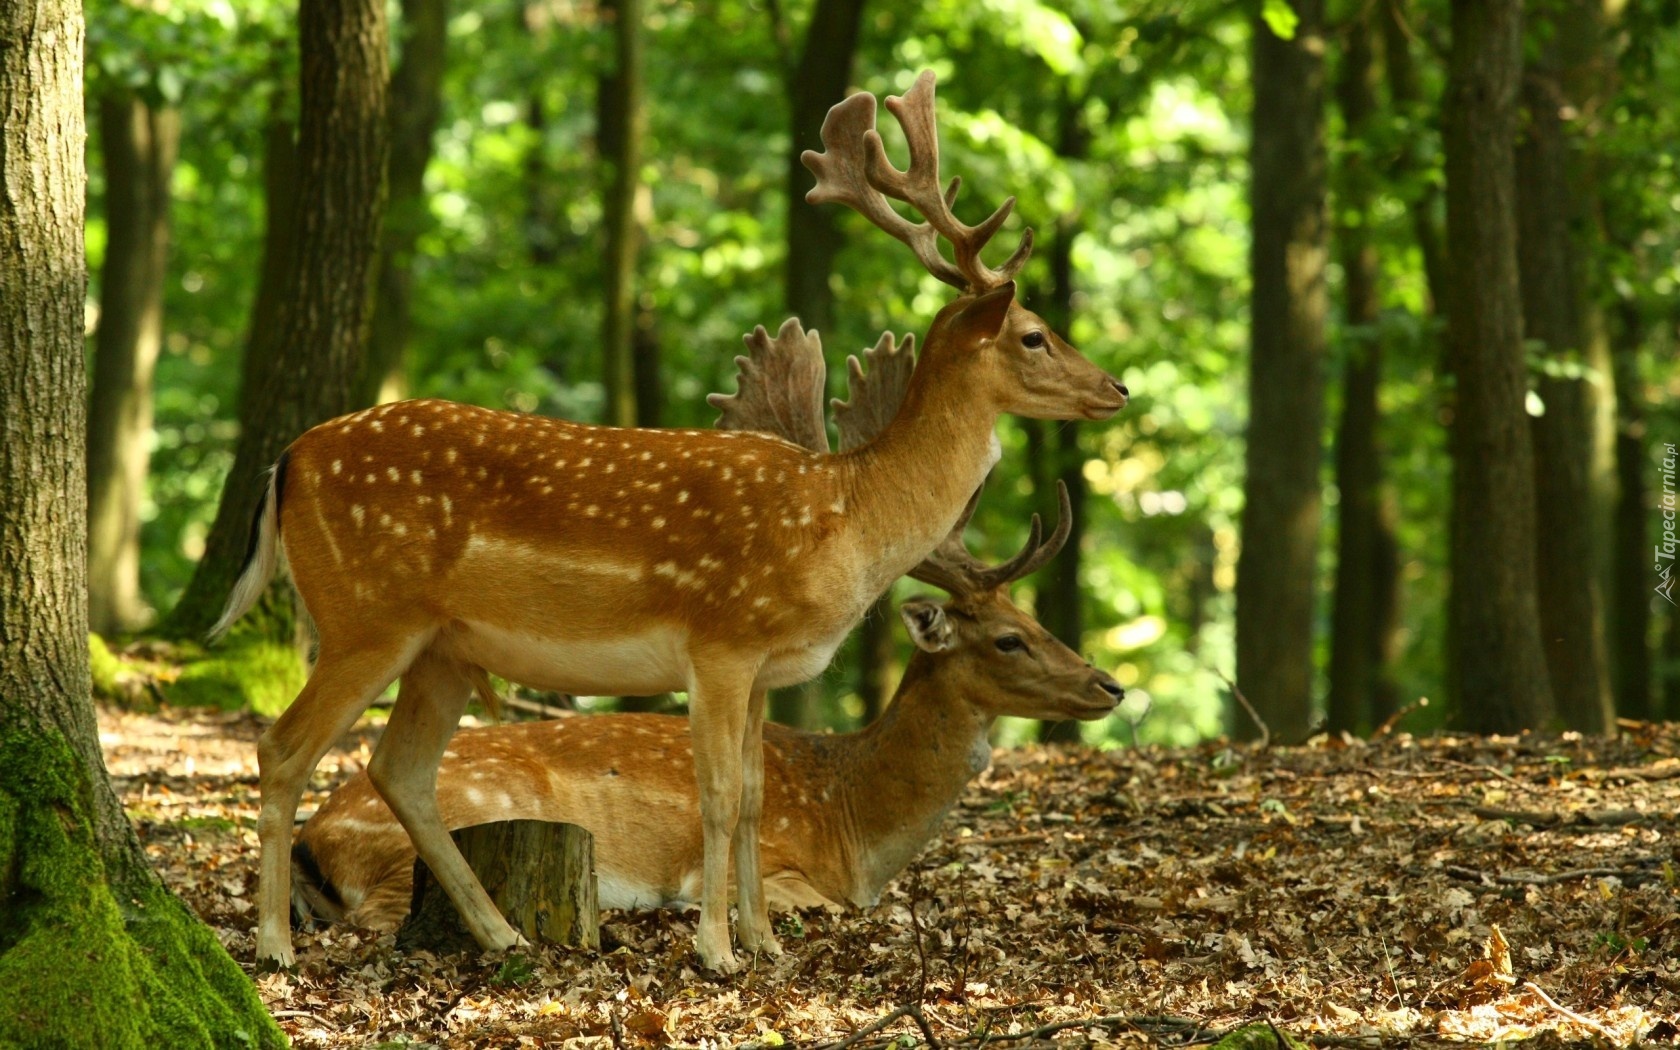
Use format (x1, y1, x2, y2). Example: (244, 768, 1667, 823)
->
(995, 635, 1026, 653)
(1022, 331, 1046, 350)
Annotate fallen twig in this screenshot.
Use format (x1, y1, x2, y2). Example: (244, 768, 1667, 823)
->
(1445, 861, 1663, 888)
(1216, 670, 1269, 750)
(1370, 697, 1429, 741)
(1522, 980, 1619, 1040)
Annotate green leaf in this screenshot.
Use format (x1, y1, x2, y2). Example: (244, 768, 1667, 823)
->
(1261, 0, 1299, 39)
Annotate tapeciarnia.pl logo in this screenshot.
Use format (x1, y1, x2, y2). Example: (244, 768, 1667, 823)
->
(1658, 442, 1677, 606)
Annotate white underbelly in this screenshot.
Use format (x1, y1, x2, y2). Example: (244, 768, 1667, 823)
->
(443, 620, 691, 696)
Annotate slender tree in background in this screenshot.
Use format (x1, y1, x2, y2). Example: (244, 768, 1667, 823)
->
(0, 1, 282, 1040)
(1609, 294, 1653, 719)
(166, 0, 390, 638)
(1379, 0, 1446, 318)
(360, 0, 449, 404)
(1327, 3, 1400, 734)
(1442, 0, 1555, 732)
(599, 0, 645, 429)
(1037, 83, 1094, 744)
(1235, 1, 1328, 742)
(87, 91, 180, 636)
(1516, 4, 1615, 734)
(774, 0, 868, 728)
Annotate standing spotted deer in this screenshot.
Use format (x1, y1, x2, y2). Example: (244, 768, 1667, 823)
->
(292, 323, 1127, 931)
(216, 69, 1127, 972)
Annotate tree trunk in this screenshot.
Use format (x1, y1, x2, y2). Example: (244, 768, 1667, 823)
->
(1379, 0, 1447, 319)
(1234, 0, 1328, 743)
(1326, 6, 1385, 736)
(87, 92, 179, 636)
(1608, 298, 1651, 720)
(398, 821, 598, 953)
(783, 0, 868, 338)
(165, 0, 390, 639)
(0, 5, 282, 1041)
(1516, 20, 1615, 734)
(599, 0, 645, 429)
(360, 0, 449, 405)
(1442, 0, 1555, 733)
(773, 0, 868, 729)
(1037, 105, 1091, 744)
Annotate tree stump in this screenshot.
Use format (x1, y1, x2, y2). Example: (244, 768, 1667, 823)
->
(396, 820, 599, 954)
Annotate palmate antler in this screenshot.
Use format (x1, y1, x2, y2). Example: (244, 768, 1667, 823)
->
(802, 70, 1033, 293)
(710, 319, 1064, 600)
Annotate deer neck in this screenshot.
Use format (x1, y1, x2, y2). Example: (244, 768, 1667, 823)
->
(824, 655, 994, 903)
(838, 359, 1001, 585)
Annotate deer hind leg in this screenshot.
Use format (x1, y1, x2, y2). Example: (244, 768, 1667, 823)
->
(687, 657, 759, 974)
(365, 648, 522, 954)
(732, 685, 782, 958)
(256, 633, 425, 968)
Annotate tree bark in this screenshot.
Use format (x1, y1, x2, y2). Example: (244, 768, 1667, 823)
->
(398, 821, 599, 953)
(87, 92, 179, 636)
(1235, 0, 1328, 742)
(166, 0, 390, 639)
(360, 0, 449, 405)
(1442, 0, 1555, 733)
(599, 0, 645, 429)
(0, 3, 282, 1040)
(1326, 4, 1402, 736)
(772, 0, 868, 729)
(1516, 19, 1615, 734)
(783, 0, 868, 338)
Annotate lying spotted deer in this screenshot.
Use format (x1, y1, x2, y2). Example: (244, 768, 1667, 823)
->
(215, 69, 1127, 972)
(292, 325, 1125, 929)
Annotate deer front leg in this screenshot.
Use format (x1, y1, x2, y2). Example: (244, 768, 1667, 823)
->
(688, 659, 758, 973)
(367, 651, 524, 955)
(732, 685, 782, 958)
(256, 637, 422, 968)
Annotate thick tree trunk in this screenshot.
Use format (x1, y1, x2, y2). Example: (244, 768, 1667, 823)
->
(0, 5, 282, 1041)
(1516, 25, 1615, 734)
(87, 92, 179, 636)
(361, 0, 449, 405)
(599, 0, 645, 429)
(1442, 0, 1555, 733)
(773, 0, 867, 729)
(1327, 7, 1396, 736)
(166, 0, 390, 639)
(1234, 0, 1328, 743)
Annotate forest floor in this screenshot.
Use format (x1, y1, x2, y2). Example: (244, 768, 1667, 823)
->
(101, 704, 1680, 1049)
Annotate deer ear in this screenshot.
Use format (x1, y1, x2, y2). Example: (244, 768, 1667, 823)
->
(900, 599, 955, 653)
(952, 282, 1015, 343)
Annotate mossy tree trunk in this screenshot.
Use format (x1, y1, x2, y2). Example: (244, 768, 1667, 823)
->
(87, 91, 179, 637)
(0, 3, 283, 1042)
(165, 0, 390, 640)
(1235, 0, 1328, 742)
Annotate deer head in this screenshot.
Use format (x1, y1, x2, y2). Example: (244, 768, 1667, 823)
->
(802, 71, 1129, 423)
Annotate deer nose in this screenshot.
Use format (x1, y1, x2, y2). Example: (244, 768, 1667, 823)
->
(1094, 672, 1124, 702)
(1109, 378, 1129, 401)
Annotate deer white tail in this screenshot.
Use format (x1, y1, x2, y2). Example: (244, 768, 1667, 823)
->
(208, 454, 286, 642)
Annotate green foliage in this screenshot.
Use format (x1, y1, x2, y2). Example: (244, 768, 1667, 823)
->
(0, 712, 283, 1048)
(491, 952, 538, 987)
(167, 639, 305, 717)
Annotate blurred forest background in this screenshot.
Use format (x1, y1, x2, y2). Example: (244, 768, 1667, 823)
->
(83, 0, 1680, 747)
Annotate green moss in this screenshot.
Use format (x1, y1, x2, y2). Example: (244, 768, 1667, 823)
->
(89, 633, 125, 700)
(0, 714, 286, 1049)
(1209, 1023, 1310, 1050)
(168, 640, 304, 718)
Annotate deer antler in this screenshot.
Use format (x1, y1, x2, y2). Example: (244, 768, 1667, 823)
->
(833, 331, 917, 452)
(707, 318, 831, 454)
(909, 481, 1072, 598)
(801, 70, 1033, 293)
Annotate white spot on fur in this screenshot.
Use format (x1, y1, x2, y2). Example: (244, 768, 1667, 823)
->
(331, 460, 342, 475)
